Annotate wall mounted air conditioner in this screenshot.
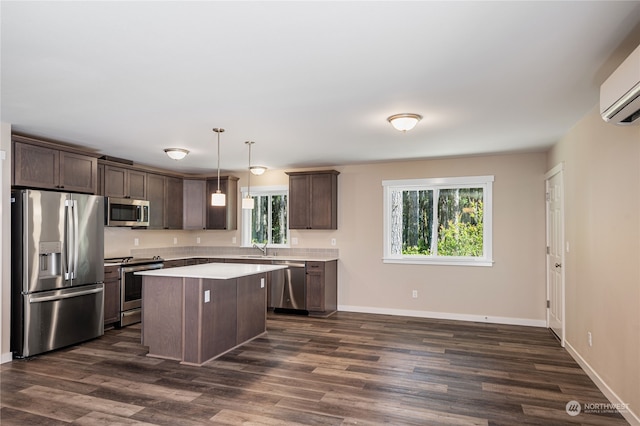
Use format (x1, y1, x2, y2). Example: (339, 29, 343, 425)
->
(600, 44, 640, 125)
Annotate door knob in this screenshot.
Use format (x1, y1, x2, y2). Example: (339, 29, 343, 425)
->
(555, 263, 562, 268)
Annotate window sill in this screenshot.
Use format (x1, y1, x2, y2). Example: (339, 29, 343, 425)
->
(382, 257, 493, 267)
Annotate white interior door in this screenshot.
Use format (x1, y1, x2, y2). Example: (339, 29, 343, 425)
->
(546, 165, 565, 346)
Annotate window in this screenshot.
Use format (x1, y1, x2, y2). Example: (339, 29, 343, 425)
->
(241, 186, 289, 247)
(382, 176, 493, 266)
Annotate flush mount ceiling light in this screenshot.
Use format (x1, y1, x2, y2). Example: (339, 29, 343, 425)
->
(164, 148, 189, 160)
(211, 128, 226, 207)
(250, 166, 267, 176)
(243, 141, 256, 210)
(387, 113, 423, 132)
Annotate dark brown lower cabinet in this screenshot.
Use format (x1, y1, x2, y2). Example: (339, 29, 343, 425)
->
(306, 260, 337, 317)
(103, 266, 120, 327)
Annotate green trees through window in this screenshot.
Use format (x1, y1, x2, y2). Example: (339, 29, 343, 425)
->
(383, 176, 493, 266)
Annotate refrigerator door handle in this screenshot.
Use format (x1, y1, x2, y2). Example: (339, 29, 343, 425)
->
(29, 286, 103, 304)
(64, 199, 78, 280)
(71, 199, 79, 279)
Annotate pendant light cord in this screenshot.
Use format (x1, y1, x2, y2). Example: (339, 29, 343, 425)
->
(213, 128, 224, 192)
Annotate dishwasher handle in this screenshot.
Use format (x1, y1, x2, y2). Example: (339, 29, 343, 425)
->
(272, 261, 306, 268)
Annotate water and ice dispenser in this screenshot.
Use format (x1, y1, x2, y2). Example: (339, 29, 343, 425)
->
(38, 241, 62, 279)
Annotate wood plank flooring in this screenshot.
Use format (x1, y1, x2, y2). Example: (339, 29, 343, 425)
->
(1, 311, 629, 425)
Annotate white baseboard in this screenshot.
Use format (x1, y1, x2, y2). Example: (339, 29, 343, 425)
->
(337, 305, 546, 327)
(1, 351, 12, 364)
(565, 341, 639, 426)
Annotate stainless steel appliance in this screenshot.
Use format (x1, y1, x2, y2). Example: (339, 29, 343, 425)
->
(11, 189, 105, 358)
(104, 256, 163, 327)
(271, 261, 307, 313)
(105, 197, 150, 227)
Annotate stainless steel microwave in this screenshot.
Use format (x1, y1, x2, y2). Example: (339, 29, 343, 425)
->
(105, 197, 150, 227)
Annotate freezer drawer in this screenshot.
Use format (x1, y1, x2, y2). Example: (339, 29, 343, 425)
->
(12, 283, 104, 358)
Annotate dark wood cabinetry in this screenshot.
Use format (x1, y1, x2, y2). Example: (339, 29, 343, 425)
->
(147, 173, 183, 229)
(206, 176, 238, 230)
(236, 273, 268, 343)
(306, 260, 337, 317)
(287, 170, 339, 229)
(183, 179, 207, 230)
(103, 165, 147, 199)
(103, 266, 120, 327)
(13, 140, 98, 194)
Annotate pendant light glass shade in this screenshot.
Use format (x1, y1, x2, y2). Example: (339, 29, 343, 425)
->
(211, 191, 226, 206)
(242, 197, 255, 209)
(387, 113, 422, 132)
(243, 141, 255, 210)
(211, 128, 226, 206)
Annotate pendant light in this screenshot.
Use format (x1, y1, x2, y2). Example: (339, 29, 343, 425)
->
(242, 141, 255, 210)
(211, 128, 226, 206)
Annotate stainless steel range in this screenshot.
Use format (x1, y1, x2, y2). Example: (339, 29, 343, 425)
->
(104, 256, 163, 327)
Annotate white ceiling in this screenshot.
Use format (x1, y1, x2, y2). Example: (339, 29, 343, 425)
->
(2, 1, 640, 175)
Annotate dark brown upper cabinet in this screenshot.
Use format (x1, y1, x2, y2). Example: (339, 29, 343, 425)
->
(147, 173, 183, 230)
(13, 140, 98, 194)
(286, 170, 339, 229)
(103, 165, 147, 199)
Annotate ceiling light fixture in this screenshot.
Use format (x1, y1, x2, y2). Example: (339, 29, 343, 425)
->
(250, 166, 267, 176)
(211, 128, 226, 206)
(387, 113, 423, 132)
(164, 148, 189, 160)
(243, 141, 255, 210)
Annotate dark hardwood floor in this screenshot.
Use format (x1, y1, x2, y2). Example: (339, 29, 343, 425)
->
(1, 312, 629, 425)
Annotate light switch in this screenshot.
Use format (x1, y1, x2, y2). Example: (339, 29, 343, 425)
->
(260, 278, 265, 288)
(204, 290, 210, 303)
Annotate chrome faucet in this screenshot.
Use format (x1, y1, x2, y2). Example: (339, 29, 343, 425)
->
(252, 242, 268, 256)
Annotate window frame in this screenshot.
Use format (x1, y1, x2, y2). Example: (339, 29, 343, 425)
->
(241, 185, 290, 248)
(382, 175, 494, 266)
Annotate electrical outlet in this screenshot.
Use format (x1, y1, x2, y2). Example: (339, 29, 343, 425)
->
(331, 238, 336, 246)
(196, 237, 201, 244)
(588, 332, 593, 347)
(232, 236, 237, 244)
(204, 290, 210, 303)
(292, 237, 298, 245)
(173, 237, 178, 245)
(412, 290, 418, 298)
(134, 238, 139, 246)
(260, 278, 265, 289)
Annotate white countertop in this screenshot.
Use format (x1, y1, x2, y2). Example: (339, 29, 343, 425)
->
(135, 263, 288, 280)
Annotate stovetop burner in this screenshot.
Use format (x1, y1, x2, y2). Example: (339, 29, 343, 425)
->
(105, 255, 164, 265)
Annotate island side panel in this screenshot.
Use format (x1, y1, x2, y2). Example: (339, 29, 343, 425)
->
(142, 276, 184, 361)
(237, 273, 267, 344)
(183, 278, 202, 364)
(195, 278, 238, 365)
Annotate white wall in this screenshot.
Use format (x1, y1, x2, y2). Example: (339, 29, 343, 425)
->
(548, 106, 640, 424)
(1, 123, 12, 363)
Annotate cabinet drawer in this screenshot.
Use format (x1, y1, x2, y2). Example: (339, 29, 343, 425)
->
(104, 266, 119, 280)
(306, 261, 325, 272)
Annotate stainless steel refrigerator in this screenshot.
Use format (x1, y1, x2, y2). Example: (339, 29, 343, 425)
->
(11, 189, 105, 358)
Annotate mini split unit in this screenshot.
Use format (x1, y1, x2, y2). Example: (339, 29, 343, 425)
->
(600, 44, 640, 125)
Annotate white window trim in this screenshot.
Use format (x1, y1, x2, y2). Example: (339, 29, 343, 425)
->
(241, 185, 289, 248)
(382, 175, 494, 267)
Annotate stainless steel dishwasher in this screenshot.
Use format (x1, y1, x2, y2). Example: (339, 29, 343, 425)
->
(271, 261, 307, 313)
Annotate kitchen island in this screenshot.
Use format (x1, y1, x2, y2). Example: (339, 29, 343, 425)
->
(136, 263, 287, 366)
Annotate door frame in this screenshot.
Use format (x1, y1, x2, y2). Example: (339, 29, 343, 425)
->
(545, 162, 566, 347)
